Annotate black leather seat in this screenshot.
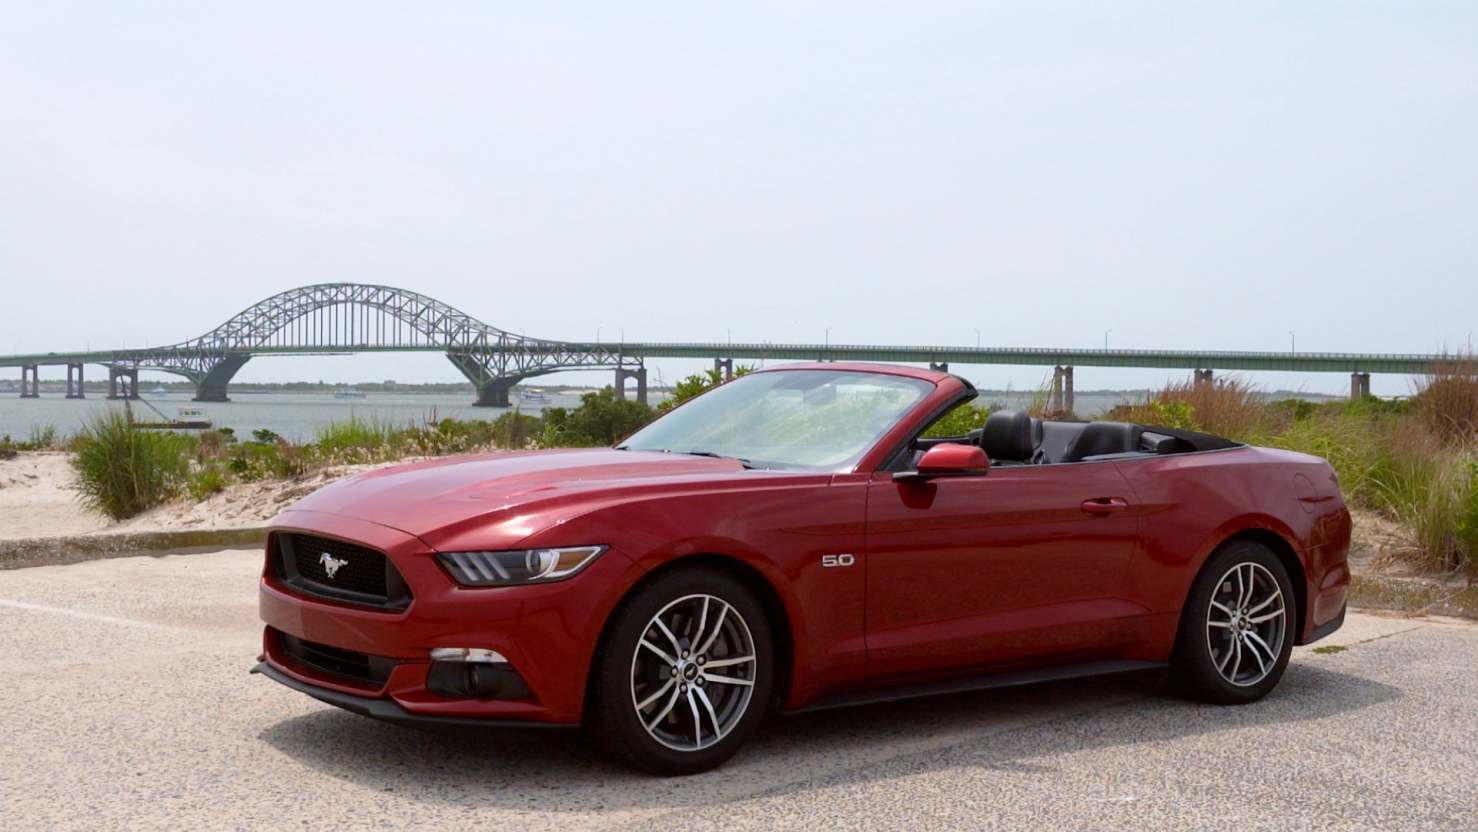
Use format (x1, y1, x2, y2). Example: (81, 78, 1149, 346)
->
(1062, 421, 1144, 463)
(978, 410, 1034, 462)
(1035, 420, 1086, 464)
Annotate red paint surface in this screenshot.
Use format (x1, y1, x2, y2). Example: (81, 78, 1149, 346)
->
(259, 362, 1350, 724)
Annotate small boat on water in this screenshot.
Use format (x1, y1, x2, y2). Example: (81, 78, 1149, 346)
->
(149, 386, 169, 396)
(133, 406, 213, 431)
(333, 387, 367, 399)
(519, 388, 551, 404)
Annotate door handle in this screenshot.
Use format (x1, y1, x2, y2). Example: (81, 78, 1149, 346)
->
(1081, 497, 1129, 516)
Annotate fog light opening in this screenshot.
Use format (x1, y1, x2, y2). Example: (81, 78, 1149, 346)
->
(425, 650, 535, 701)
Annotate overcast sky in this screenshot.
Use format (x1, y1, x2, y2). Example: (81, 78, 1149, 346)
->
(2, 2, 1475, 394)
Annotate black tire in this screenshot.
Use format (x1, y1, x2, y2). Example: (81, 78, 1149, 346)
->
(1168, 540, 1297, 705)
(585, 566, 774, 776)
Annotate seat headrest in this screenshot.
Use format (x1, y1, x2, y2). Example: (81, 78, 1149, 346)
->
(980, 410, 1034, 461)
(1063, 421, 1144, 463)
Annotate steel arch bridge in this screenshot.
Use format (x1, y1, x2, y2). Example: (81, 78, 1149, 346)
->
(16, 284, 638, 406)
(2, 281, 1461, 406)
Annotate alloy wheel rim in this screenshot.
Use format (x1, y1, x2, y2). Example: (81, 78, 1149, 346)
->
(1206, 562, 1287, 687)
(629, 593, 757, 752)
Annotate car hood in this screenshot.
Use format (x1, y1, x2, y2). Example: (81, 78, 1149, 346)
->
(280, 448, 751, 550)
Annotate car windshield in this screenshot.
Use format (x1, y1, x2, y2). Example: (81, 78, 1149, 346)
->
(620, 369, 935, 471)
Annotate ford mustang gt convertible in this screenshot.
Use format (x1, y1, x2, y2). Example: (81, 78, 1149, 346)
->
(253, 362, 1350, 775)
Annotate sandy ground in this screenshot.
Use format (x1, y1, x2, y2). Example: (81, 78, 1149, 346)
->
(1, 549, 1475, 831)
(0, 451, 380, 540)
(0, 452, 111, 538)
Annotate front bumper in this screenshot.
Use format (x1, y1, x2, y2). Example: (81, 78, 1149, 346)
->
(251, 662, 577, 731)
(257, 510, 644, 725)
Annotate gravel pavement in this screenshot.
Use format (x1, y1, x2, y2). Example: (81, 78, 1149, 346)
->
(1, 549, 1474, 831)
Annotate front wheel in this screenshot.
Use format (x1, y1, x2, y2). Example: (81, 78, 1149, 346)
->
(585, 567, 774, 775)
(1168, 541, 1296, 705)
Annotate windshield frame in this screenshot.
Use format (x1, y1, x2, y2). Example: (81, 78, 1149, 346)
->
(619, 365, 962, 474)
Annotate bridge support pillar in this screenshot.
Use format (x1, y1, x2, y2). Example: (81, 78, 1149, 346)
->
(615, 366, 648, 406)
(1050, 365, 1074, 414)
(19, 365, 40, 398)
(66, 364, 85, 399)
(193, 354, 250, 402)
(1194, 369, 1214, 387)
(714, 358, 733, 381)
(1350, 372, 1371, 399)
(929, 361, 950, 374)
(474, 378, 520, 408)
(107, 367, 140, 400)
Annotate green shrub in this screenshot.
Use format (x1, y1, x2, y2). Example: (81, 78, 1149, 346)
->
(1456, 459, 1478, 573)
(195, 429, 233, 462)
(490, 412, 542, 449)
(227, 436, 309, 480)
(313, 414, 401, 458)
(71, 409, 193, 520)
(1274, 398, 1319, 422)
(921, 403, 994, 438)
(1147, 399, 1200, 432)
(186, 465, 231, 500)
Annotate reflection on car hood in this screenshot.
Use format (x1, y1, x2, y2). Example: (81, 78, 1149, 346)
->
(283, 448, 749, 548)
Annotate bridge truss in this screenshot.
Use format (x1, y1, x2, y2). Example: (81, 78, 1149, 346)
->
(13, 284, 636, 405)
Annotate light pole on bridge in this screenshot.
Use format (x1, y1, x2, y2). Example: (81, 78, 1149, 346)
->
(1289, 332, 1296, 353)
(973, 328, 980, 349)
(1104, 330, 1112, 350)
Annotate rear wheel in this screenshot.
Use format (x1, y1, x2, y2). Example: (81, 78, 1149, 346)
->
(585, 567, 774, 775)
(1169, 541, 1296, 705)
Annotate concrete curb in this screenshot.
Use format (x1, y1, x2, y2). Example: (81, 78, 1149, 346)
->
(1348, 574, 1478, 621)
(0, 527, 268, 570)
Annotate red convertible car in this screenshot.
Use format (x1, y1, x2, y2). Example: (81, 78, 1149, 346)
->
(254, 363, 1350, 775)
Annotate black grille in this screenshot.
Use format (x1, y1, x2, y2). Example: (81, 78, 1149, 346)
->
(271, 533, 411, 610)
(274, 629, 398, 687)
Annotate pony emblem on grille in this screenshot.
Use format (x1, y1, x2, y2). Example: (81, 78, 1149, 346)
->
(319, 552, 348, 579)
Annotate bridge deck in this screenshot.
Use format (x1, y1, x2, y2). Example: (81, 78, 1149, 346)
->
(0, 343, 1450, 375)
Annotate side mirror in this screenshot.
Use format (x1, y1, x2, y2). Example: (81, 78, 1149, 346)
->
(895, 443, 991, 483)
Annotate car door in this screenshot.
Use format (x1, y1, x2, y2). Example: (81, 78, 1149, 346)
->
(864, 461, 1144, 681)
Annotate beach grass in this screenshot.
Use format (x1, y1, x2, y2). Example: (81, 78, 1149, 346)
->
(70, 409, 192, 520)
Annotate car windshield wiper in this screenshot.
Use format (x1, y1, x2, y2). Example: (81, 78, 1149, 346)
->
(680, 450, 755, 468)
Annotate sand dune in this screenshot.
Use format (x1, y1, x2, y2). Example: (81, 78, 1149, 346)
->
(0, 451, 378, 540)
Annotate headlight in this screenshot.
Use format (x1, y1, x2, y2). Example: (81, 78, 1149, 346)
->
(437, 545, 607, 587)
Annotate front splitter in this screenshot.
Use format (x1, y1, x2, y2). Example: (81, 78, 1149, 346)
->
(251, 662, 579, 732)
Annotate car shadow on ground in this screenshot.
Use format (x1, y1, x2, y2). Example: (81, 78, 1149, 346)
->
(257, 663, 1400, 813)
